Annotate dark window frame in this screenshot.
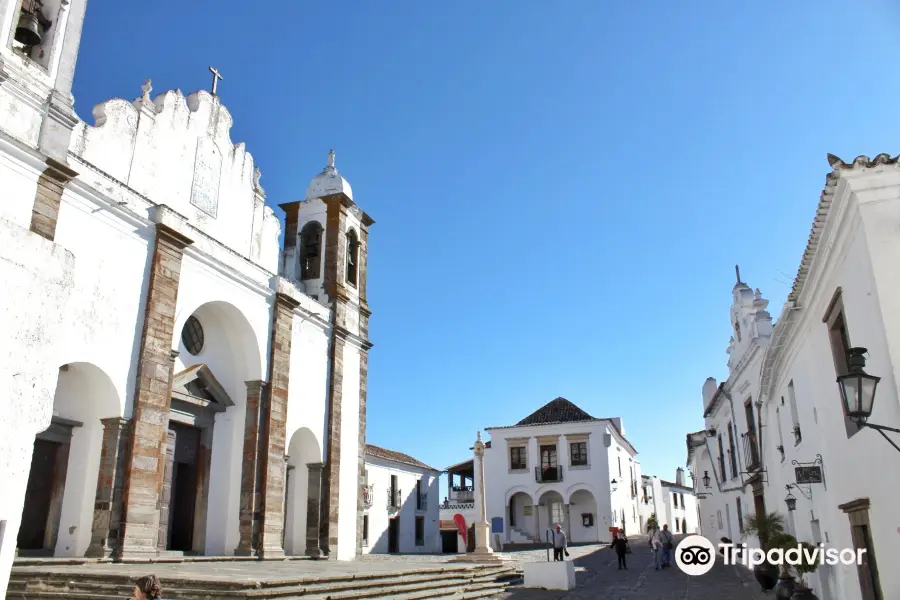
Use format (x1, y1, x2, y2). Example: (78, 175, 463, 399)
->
(570, 442, 588, 466)
(510, 446, 526, 470)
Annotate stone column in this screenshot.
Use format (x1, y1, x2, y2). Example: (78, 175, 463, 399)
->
(306, 462, 324, 558)
(29, 158, 78, 242)
(319, 333, 345, 557)
(256, 293, 296, 560)
(236, 380, 266, 556)
(472, 431, 494, 557)
(85, 418, 131, 558)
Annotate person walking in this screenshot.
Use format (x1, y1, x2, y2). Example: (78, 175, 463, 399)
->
(659, 524, 674, 568)
(552, 524, 568, 561)
(611, 531, 629, 570)
(649, 527, 663, 570)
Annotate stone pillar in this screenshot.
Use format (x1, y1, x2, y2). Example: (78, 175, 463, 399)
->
(85, 418, 131, 558)
(257, 293, 296, 559)
(29, 158, 78, 242)
(117, 222, 192, 559)
(306, 462, 324, 558)
(236, 380, 266, 556)
(472, 432, 493, 556)
(319, 334, 345, 557)
(355, 349, 368, 555)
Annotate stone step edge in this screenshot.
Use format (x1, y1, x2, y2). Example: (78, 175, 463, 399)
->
(7, 570, 507, 598)
(7, 564, 514, 591)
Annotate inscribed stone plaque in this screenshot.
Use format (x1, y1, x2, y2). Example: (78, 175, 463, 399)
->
(190, 138, 222, 218)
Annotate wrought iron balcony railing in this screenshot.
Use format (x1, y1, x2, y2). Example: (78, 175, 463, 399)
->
(417, 492, 427, 511)
(363, 484, 374, 508)
(742, 430, 761, 471)
(534, 465, 563, 483)
(387, 487, 401, 509)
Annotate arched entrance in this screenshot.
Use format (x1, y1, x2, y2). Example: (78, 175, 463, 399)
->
(170, 300, 262, 555)
(567, 488, 600, 543)
(536, 489, 567, 543)
(18, 362, 120, 557)
(283, 427, 322, 555)
(506, 491, 535, 543)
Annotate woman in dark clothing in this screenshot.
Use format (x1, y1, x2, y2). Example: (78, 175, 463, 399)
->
(612, 532, 629, 570)
(130, 575, 161, 600)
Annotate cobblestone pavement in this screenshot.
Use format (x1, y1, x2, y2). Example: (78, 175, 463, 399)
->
(494, 539, 769, 600)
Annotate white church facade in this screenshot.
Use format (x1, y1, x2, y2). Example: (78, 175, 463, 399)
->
(687, 153, 900, 600)
(472, 398, 643, 547)
(0, 0, 372, 595)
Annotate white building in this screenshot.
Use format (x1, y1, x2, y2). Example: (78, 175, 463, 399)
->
(688, 152, 900, 600)
(639, 470, 700, 536)
(362, 445, 440, 555)
(0, 0, 372, 594)
(478, 397, 642, 547)
(439, 458, 477, 553)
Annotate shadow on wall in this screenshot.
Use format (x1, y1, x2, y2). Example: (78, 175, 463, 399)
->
(367, 480, 440, 555)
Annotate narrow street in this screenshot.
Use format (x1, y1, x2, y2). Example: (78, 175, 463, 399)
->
(498, 539, 769, 600)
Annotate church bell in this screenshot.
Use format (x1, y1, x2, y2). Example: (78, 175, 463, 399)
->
(14, 4, 43, 47)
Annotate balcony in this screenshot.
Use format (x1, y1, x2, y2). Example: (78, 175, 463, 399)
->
(742, 430, 761, 471)
(387, 487, 401, 510)
(417, 492, 427, 511)
(534, 465, 563, 483)
(363, 483, 374, 508)
(450, 485, 474, 503)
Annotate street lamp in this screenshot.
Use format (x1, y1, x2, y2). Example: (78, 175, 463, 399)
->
(837, 348, 900, 453)
(784, 487, 797, 512)
(610, 479, 618, 492)
(702, 471, 711, 489)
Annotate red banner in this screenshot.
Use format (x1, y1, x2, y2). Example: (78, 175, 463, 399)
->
(454, 513, 467, 544)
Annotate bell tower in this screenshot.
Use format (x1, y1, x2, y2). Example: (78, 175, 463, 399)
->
(279, 150, 374, 559)
(1, 0, 87, 162)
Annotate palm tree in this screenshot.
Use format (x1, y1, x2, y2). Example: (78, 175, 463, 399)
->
(742, 511, 785, 549)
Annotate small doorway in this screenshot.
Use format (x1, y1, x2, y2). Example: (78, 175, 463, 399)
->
(388, 517, 400, 553)
(509, 495, 516, 527)
(166, 424, 202, 552)
(441, 531, 458, 553)
(17, 419, 77, 555)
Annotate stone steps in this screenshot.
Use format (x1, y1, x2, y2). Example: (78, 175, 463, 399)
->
(6, 564, 518, 600)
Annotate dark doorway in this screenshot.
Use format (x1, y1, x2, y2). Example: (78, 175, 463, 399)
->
(388, 517, 400, 553)
(167, 424, 201, 552)
(539, 445, 558, 481)
(18, 439, 61, 550)
(441, 531, 458, 553)
(509, 495, 516, 527)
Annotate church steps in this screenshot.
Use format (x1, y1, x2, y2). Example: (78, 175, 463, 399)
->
(6, 564, 517, 600)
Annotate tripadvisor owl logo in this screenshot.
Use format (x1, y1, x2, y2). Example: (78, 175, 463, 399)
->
(675, 535, 716, 576)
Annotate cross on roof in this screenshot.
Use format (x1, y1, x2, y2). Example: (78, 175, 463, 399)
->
(208, 66, 223, 96)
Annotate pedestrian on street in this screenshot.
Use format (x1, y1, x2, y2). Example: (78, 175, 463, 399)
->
(649, 527, 663, 569)
(129, 575, 161, 600)
(659, 524, 674, 568)
(552, 524, 568, 561)
(611, 531, 629, 570)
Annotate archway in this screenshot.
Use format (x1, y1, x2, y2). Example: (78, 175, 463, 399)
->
(283, 427, 323, 555)
(18, 362, 120, 557)
(506, 491, 534, 543)
(535, 489, 567, 544)
(567, 488, 599, 543)
(171, 300, 263, 556)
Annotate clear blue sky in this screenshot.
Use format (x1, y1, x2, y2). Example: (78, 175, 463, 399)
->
(73, 1, 900, 493)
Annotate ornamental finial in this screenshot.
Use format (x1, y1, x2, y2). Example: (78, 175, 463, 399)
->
(327, 149, 335, 169)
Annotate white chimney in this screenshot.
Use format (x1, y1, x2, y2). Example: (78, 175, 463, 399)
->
(702, 377, 717, 410)
(676, 467, 684, 487)
(610, 417, 625, 437)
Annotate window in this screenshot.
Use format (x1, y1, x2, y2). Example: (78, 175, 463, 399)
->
(675, 520, 680, 533)
(672, 493, 678, 507)
(416, 479, 423, 510)
(181, 315, 204, 355)
(787, 381, 802, 444)
(824, 289, 861, 437)
(776, 407, 786, 460)
(540, 445, 558, 470)
(570, 442, 587, 466)
(346, 229, 360, 287)
(680, 493, 685, 506)
(299, 221, 323, 280)
(617, 456, 622, 477)
(682, 518, 687, 533)
(415, 516, 424, 546)
(736, 498, 744, 534)
(550, 502, 564, 525)
(510, 447, 526, 470)
(727, 422, 738, 478)
(390, 474, 399, 508)
(362, 515, 369, 546)
(717, 434, 726, 481)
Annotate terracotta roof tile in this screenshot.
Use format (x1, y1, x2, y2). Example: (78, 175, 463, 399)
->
(515, 397, 597, 426)
(365, 444, 439, 472)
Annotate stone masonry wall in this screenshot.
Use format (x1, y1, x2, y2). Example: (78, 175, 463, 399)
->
(117, 223, 192, 558)
(29, 158, 77, 241)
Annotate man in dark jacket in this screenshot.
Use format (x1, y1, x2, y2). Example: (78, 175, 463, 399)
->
(611, 532, 629, 569)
